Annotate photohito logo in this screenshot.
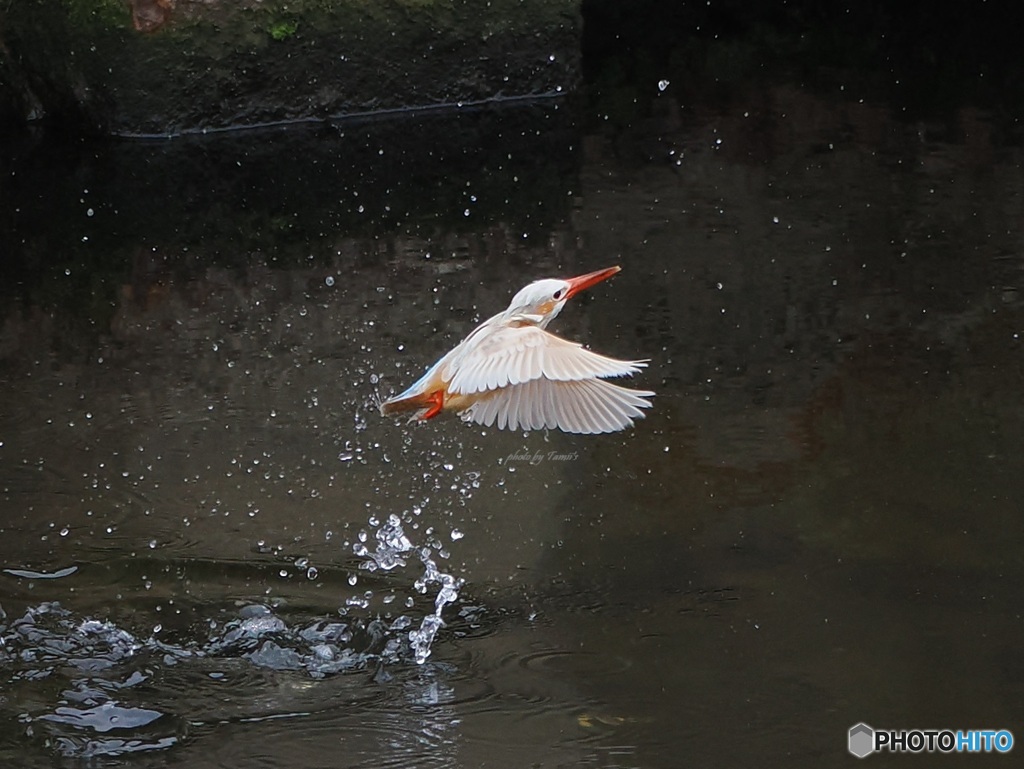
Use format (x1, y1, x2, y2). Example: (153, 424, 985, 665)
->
(848, 723, 1014, 758)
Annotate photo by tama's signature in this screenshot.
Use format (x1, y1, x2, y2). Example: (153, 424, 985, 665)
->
(503, 448, 580, 465)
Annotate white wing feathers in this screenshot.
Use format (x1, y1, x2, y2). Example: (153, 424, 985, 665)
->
(461, 378, 654, 434)
(444, 325, 646, 396)
(439, 325, 653, 434)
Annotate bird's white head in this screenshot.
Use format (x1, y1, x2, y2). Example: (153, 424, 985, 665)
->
(503, 266, 621, 328)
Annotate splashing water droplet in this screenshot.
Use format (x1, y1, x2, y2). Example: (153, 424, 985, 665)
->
(342, 513, 465, 664)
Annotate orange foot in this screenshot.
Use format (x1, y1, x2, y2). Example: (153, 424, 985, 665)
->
(420, 390, 445, 420)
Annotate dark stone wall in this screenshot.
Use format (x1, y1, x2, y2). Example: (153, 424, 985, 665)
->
(0, 0, 580, 136)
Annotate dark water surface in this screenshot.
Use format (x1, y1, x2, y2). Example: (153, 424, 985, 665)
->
(2, 88, 1023, 767)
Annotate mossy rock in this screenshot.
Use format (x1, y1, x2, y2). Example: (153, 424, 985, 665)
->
(2, 0, 580, 135)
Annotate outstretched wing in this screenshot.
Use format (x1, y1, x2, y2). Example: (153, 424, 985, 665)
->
(460, 377, 654, 434)
(444, 325, 647, 396)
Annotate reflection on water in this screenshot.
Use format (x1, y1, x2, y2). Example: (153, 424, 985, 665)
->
(2, 84, 1023, 767)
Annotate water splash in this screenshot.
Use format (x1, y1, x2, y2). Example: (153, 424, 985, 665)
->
(0, 503, 469, 761)
(350, 512, 465, 664)
(0, 592, 466, 760)
(1, 603, 187, 759)
(355, 513, 414, 571)
(409, 549, 462, 665)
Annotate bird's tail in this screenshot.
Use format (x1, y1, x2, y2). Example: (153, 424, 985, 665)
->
(379, 389, 436, 417)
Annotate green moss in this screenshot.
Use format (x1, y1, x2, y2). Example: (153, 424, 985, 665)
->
(268, 19, 299, 41)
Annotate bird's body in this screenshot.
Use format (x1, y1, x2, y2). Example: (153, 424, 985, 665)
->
(380, 266, 654, 434)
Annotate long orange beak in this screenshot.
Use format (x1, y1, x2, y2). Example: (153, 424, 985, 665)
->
(563, 266, 621, 300)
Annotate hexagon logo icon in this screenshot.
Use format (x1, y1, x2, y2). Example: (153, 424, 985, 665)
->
(849, 723, 875, 758)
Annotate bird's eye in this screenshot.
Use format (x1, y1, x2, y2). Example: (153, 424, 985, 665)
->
(553, 289, 564, 300)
